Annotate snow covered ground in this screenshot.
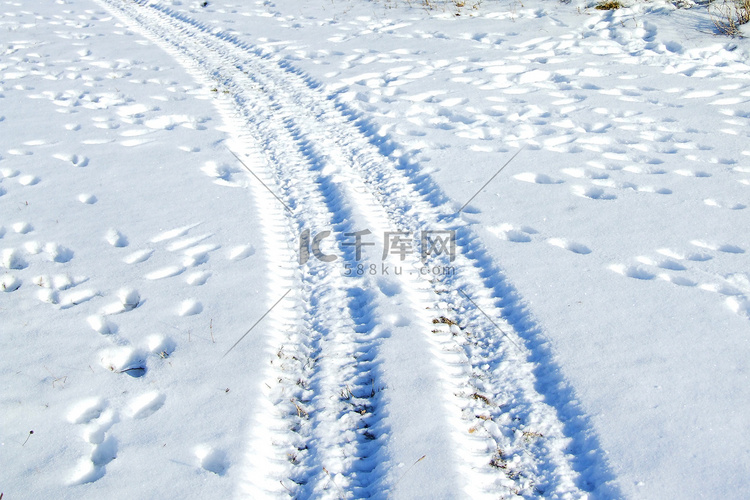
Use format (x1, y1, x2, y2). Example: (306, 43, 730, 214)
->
(1, 0, 749, 498)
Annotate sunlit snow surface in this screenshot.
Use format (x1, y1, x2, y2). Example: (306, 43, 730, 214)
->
(1, 0, 749, 498)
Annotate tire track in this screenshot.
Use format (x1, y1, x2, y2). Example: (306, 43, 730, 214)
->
(98, 1, 612, 497)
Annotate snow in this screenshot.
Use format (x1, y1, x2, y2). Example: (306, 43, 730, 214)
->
(1, 0, 750, 498)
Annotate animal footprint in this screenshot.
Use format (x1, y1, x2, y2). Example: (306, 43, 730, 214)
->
(704, 199, 746, 210)
(105, 228, 128, 247)
(59, 288, 99, 309)
(53, 153, 89, 167)
(201, 160, 245, 187)
(44, 242, 74, 263)
(67, 404, 119, 485)
(145, 334, 175, 359)
(194, 445, 228, 475)
(1, 248, 28, 270)
(78, 193, 97, 204)
(1, 274, 21, 292)
(145, 265, 185, 280)
(12, 222, 33, 234)
(90, 435, 118, 468)
(488, 224, 592, 257)
(67, 397, 107, 425)
(547, 238, 592, 255)
(98, 346, 146, 377)
(487, 223, 534, 243)
(69, 456, 106, 485)
(18, 175, 40, 186)
(150, 223, 201, 243)
(228, 245, 255, 261)
(657, 273, 697, 287)
(608, 264, 656, 280)
(137, 223, 218, 281)
(723, 274, 750, 320)
(178, 299, 202, 316)
(514, 172, 564, 184)
(691, 240, 744, 254)
(166, 234, 212, 252)
(186, 270, 211, 286)
(82, 407, 118, 445)
(572, 185, 616, 200)
(123, 248, 154, 264)
(615, 240, 750, 322)
(100, 288, 141, 315)
(87, 314, 117, 335)
(636, 256, 687, 271)
(656, 248, 712, 262)
(128, 391, 166, 420)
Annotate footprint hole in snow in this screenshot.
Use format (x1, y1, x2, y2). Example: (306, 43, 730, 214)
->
(78, 193, 97, 204)
(228, 245, 255, 261)
(12, 221, 33, 234)
(87, 315, 117, 335)
(84, 425, 107, 446)
(60, 288, 100, 309)
(1, 248, 28, 270)
(178, 299, 203, 316)
(194, 445, 228, 476)
(572, 185, 616, 200)
(657, 259, 686, 271)
(201, 161, 241, 180)
(1, 168, 20, 178)
(123, 248, 154, 264)
(98, 346, 146, 377)
(502, 228, 531, 243)
(145, 265, 185, 280)
(90, 435, 118, 467)
(1, 274, 21, 292)
(24, 241, 42, 254)
(53, 274, 82, 290)
(513, 172, 563, 185)
(67, 458, 105, 485)
(186, 270, 211, 286)
(118, 288, 141, 310)
(18, 175, 39, 186)
(150, 223, 201, 243)
(45, 242, 74, 263)
(718, 244, 745, 254)
(609, 264, 656, 280)
(38, 288, 59, 303)
(146, 334, 176, 358)
(105, 228, 128, 247)
(547, 238, 591, 255)
(726, 296, 750, 317)
(183, 252, 208, 267)
(67, 397, 107, 424)
(489, 223, 533, 243)
(658, 274, 697, 287)
(128, 391, 166, 419)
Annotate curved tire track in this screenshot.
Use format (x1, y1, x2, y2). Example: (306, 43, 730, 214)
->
(98, 1, 614, 497)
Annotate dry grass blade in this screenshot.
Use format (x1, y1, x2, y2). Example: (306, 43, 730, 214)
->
(595, 0, 622, 9)
(393, 454, 427, 489)
(710, 0, 750, 36)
